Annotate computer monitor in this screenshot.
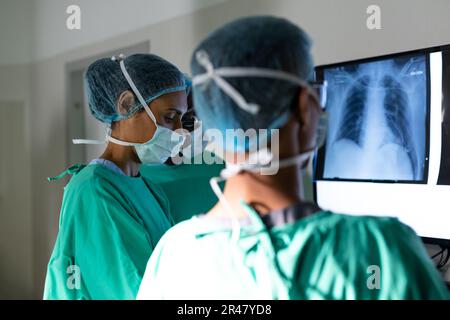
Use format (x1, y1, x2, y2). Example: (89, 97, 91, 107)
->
(314, 44, 450, 245)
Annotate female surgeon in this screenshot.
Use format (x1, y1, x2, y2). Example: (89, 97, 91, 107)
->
(44, 53, 189, 299)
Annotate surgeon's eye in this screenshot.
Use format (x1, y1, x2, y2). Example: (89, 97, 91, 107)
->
(164, 112, 177, 122)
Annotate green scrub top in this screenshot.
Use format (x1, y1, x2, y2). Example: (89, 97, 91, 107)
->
(137, 203, 449, 300)
(140, 158, 224, 223)
(44, 164, 173, 300)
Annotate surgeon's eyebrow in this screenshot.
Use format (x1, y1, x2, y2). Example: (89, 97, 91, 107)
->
(167, 107, 187, 115)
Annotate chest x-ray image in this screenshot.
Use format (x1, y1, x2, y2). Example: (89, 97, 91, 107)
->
(322, 54, 428, 181)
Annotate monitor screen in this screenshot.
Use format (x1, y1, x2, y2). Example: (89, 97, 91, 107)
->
(321, 54, 428, 182)
(314, 45, 450, 244)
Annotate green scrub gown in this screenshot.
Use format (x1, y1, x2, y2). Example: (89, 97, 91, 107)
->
(44, 163, 173, 300)
(140, 157, 224, 223)
(137, 203, 449, 300)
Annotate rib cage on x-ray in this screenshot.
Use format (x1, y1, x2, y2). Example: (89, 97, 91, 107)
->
(336, 76, 370, 147)
(335, 75, 417, 179)
(326, 57, 426, 181)
(382, 75, 417, 178)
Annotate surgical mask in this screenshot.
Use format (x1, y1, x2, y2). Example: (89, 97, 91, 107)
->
(74, 54, 186, 165)
(192, 50, 328, 242)
(106, 126, 185, 165)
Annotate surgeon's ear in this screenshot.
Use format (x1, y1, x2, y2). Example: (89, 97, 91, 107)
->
(117, 90, 135, 116)
(295, 87, 318, 151)
(296, 87, 311, 129)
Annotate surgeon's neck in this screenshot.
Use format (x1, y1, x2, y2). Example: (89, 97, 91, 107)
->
(209, 164, 304, 219)
(100, 143, 141, 177)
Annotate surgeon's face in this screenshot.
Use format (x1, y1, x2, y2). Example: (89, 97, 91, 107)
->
(116, 90, 188, 144)
(149, 90, 188, 131)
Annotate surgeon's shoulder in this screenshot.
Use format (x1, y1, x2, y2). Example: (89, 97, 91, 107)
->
(64, 164, 119, 192)
(143, 218, 200, 273)
(318, 210, 413, 235)
(313, 211, 421, 253)
(299, 211, 430, 274)
(61, 164, 125, 214)
(158, 217, 203, 243)
(152, 216, 213, 255)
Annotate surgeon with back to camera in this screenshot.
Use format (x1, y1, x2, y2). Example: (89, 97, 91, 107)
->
(44, 53, 190, 299)
(137, 16, 450, 300)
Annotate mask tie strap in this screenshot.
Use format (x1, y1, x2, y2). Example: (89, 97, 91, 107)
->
(115, 56, 158, 125)
(193, 50, 328, 115)
(72, 138, 105, 145)
(210, 176, 242, 243)
(194, 50, 260, 115)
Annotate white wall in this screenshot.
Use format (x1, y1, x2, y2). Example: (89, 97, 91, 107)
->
(0, 0, 33, 298)
(0, 101, 33, 299)
(31, 0, 228, 62)
(246, 0, 450, 66)
(0, 0, 32, 65)
(0, 65, 30, 100)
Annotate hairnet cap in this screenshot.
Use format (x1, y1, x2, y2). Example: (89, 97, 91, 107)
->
(85, 53, 189, 124)
(191, 16, 314, 151)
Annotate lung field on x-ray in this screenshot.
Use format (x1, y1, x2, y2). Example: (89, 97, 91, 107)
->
(335, 75, 370, 147)
(323, 55, 427, 181)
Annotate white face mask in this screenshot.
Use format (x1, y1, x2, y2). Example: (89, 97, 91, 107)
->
(74, 54, 186, 165)
(192, 50, 328, 242)
(106, 125, 185, 165)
